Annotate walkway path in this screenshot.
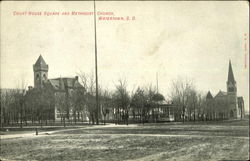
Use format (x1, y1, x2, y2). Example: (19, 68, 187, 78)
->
(1, 124, 126, 140)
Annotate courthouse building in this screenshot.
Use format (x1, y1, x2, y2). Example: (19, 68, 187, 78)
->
(30, 55, 85, 120)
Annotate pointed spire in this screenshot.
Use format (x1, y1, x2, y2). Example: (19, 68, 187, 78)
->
(34, 55, 47, 67)
(33, 55, 48, 72)
(206, 91, 213, 99)
(227, 60, 236, 83)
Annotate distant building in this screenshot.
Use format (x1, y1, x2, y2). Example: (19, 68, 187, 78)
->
(206, 60, 245, 119)
(30, 55, 85, 120)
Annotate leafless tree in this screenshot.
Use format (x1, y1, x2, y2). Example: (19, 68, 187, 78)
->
(131, 87, 146, 123)
(55, 92, 68, 127)
(113, 78, 130, 125)
(169, 76, 195, 123)
(77, 71, 100, 124)
(100, 89, 112, 125)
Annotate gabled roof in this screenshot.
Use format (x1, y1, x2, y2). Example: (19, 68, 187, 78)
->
(206, 91, 213, 99)
(46, 77, 83, 91)
(227, 60, 236, 83)
(214, 90, 227, 98)
(47, 79, 62, 90)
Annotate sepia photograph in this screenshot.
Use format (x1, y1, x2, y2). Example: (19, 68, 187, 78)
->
(0, 1, 249, 161)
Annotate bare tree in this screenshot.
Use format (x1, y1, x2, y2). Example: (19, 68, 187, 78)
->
(70, 86, 86, 124)
(169, 76, 195, 123)
(113, 78, 130, 125)
(100, 89, 112, 125)
(131, 87, 146, 123)
(196, 92, 206, 121)
(18, 77, 27, 128)
(77, 71, 99, 124)
(55, 92, 68, 127)
(144, 85, 157, 122)
(187, 89, 198, 121)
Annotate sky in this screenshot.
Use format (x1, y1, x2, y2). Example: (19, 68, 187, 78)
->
(1, 1, 249, 111)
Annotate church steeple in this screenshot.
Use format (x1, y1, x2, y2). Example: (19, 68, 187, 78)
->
(227, 60, 236, 93)
(227, 60, 236, 83)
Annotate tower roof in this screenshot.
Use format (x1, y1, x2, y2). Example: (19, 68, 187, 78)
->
(34, 55, 47, 68)
(33, 55, 48, 71)
(206, 91, 213, 99)
(227, 60, 235, 83)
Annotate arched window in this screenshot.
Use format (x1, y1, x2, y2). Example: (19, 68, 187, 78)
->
(43, 74, 47, 80)
(36, 74, 40, 80)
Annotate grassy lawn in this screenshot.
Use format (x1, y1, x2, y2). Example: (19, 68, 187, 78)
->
(1, 119, 249, 161)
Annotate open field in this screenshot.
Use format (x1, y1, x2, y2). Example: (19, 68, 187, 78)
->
(1, 119, 249, 161)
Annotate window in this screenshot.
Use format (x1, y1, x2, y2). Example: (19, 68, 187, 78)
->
(43, 74, 47, 80)
(36, 74, 40, 80)
(228, 87, 234, 92)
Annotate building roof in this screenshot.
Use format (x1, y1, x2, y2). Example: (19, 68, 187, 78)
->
(227, 60, 236, 83)
(45, 77, 83, 91)
(33, 55, 48, 71)
(214, 90, 227, 98)
(34, 55, 47, 67)
(47, 79, 62, 90)
(206, 91, 213, 99)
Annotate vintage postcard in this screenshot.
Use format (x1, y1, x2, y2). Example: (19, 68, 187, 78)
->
(0, 1, 249, 161)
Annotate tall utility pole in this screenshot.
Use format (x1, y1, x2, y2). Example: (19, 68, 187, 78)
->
(94, 0, 99, 125)
(156, 72, 159, 93)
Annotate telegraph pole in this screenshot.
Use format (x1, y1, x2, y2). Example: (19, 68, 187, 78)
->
(94, 0, 99, 125)
(156, 72, 159, 93)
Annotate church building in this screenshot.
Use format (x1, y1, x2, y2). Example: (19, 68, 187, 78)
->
(206, 60, 245, 119)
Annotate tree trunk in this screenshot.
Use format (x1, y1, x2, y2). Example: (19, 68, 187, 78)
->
(74, 111, 77, 125)
(63, 116, 66, 127)
(193, 105, 196, 122)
